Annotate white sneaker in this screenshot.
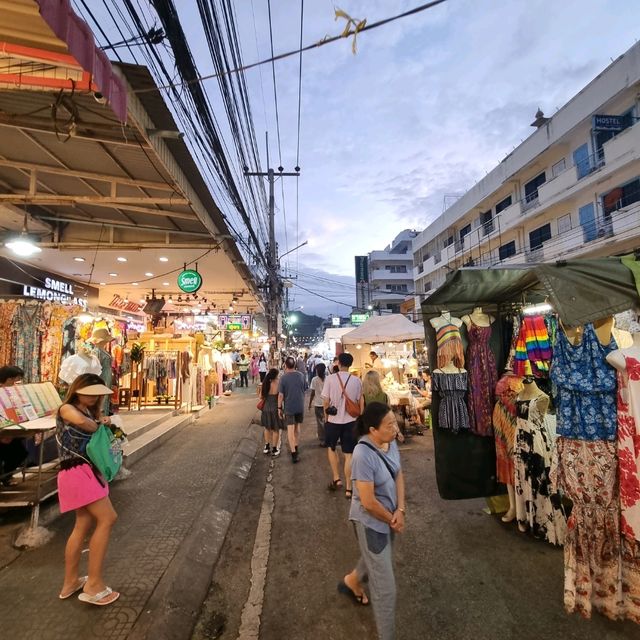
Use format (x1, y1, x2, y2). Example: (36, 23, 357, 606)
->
(271, 447, 280, 457)
(263, 444, 271, 455)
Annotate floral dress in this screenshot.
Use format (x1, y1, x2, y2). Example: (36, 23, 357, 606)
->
(432, 371, 469, 433)
(514, 394, 566, 545)
(466, 323, 497, 436)
(550, 323, 618, 440)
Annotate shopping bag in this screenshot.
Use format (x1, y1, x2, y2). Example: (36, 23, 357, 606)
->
(86, 425, 122, 482)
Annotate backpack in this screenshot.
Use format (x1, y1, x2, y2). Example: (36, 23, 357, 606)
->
(337, 374, 361, 418)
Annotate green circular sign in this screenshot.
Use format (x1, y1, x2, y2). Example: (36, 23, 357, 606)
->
(177, 269, 202, 293)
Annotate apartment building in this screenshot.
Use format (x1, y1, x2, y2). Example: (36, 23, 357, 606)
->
(413, 42, 640, 300)
(368, 229, 418, 313)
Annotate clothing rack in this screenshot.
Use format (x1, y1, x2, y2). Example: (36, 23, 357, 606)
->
(137, 350, 182, 410)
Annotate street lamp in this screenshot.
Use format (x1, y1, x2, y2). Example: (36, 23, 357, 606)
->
(279, 240, 308, 261)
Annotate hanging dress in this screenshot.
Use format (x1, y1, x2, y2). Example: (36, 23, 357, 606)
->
(432, 371, 469, 433)
(514, 394, 566, 545)
(550, 323, 618, 441)
(435, 321, 465, 370)
(466, 323, 497, 436)
(492, 373, 524, 485)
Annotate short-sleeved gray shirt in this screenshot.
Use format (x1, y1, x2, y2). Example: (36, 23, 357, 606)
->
(349, 436, 401, 534)
(278, 370, 306, 415)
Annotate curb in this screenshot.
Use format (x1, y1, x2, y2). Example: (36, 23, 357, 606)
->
(127, 421, 263, 640)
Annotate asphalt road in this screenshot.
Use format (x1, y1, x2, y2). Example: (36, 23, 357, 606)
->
(194, 411, 640, 640)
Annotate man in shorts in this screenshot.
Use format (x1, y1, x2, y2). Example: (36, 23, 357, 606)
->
(321, 352, 363, 497)
(278, 356, 306, 463)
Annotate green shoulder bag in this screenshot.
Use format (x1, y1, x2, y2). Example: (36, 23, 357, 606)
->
(86, 425, 122, 483)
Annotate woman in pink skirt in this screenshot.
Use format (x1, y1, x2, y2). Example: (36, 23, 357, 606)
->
(55, 373, 119, 606)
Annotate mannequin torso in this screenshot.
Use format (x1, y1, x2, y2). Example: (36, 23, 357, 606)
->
(461, 306, 495, 328)
(517, 379, 549, 414)
(606, 333, 640, 371)
(430, 311, 463, 331)
(564, 316, 614, 347)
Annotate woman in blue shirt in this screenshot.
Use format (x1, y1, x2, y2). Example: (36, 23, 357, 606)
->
(339, 402, 405, 640)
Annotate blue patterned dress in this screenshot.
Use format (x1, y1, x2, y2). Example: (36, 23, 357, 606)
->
(550, 324, 617, 441)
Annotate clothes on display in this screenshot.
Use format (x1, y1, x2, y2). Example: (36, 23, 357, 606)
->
(551, 323, 618, 441)
(431, 313, 465, 370)
(513, 315, 553, 378)
(431, 370, 470, 433)
(466, 322, 497, 437)
(492, 372, 524, 485)
(514, 392, 567, 545)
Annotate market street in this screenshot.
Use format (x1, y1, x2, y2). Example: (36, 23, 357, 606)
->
(194, 403, 640, 640)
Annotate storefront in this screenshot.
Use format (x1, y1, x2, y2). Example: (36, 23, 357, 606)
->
(422, 255, 640, 624)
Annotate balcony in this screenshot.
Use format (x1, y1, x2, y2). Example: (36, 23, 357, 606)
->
(370, 269, 411, 281)
(495, 200, 522, 231)
(371, 289, 408, 302)
(612, 202, 640, 236)
(369, 250, 410, 262)
(521, 191, 540, 214)
(603, 120, 640, 166)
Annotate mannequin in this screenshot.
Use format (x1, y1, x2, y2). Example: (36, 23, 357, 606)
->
(463, 307, 498, 437)
(492, 369, 524, 523)
(564, 316, 615, 346)
(90, 328, 114, 414)
(606, 331, 640, 368)
(513, 376, 566, 543)
(430, 311, 465, 370)
(461, 306, 496, 328)
(432, 355, 469, 433)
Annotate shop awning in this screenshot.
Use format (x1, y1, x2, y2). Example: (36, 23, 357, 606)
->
(0, 0, 127, 121)
(422, 257, 640, 326)
(341, 314, 425, 344)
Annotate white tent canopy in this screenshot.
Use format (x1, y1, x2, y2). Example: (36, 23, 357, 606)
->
(341, 314, 425, 345)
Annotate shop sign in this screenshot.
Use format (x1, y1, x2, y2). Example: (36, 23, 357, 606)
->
(177, 269, 202, 293)
(592, 114, 626, 132)
(22, 277, 87, 308)
(227, 323, 243, 331)
(331, 316, 341, 327)
(350, 313, 369, 325)
(217, 314, 252, 331)
(108, 294, 145, 314)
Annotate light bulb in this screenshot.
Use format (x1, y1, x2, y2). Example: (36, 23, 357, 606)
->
(5, 236, 42, 257)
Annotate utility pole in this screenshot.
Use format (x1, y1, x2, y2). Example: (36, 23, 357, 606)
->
(244, 133, 300, 362)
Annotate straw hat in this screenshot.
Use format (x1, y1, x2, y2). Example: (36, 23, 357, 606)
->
(76, 383, 113, 396)
(90, 328, 115, 344)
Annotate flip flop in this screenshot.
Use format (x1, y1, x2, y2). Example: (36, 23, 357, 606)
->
(345, 489, 353, 499)
(337, 580, 369, 606)
(328, 479, 343, 491)
(78, 587, 120, 606)
(58, 576, 88, 600)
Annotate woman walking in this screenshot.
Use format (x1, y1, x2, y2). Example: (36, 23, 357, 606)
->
(340, 402, 405, 640)
(260, 368, 284, 457)
(308, 362, 328, 445)
(258, 354, 268, 383)
(250, 354, 259, 385)
(55, 373, 119, 606)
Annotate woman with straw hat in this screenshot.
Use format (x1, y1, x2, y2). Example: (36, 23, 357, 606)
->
(55, 373, 120, 606)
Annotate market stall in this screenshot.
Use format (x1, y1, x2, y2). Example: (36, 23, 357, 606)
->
(421, 255, 640, 624)
(342, 315, 426, 429)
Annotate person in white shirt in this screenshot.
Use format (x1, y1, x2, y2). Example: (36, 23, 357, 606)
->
(366, 351, 385, 371)
(321, 352, 364, 498)
(308, 362, 327, 445)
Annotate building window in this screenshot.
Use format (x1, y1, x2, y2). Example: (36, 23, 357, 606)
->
(386, 284, 408, 293)
(552, 158, 566, 177)
(573, 143, 593, 179)
(424, 281, 432, 293)
(495, 196, 512, 214)
(499, 241, 516, 261)
(422, 253, 431, 262)
(444, 235, 454, 248)
(385, 265, 407, 273)
(602, 178, 640, 215)
(524, 172, 546, 204)
(459, 223, 471, 242)
(558, 213, 572, 235)
(480, 210, 494, 235)
(529, 223, 551, 250)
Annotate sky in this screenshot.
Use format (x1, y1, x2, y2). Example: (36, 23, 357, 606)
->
(85, 1, 640, 316)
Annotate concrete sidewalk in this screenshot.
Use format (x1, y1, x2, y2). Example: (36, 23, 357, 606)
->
(195, 411, 639, 640)
(0, 390, 261, 640)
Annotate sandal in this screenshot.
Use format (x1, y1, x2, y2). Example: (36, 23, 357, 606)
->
(59, 576, 88, 600)
(78, 587, 120, 606)
(338, 580, 369, 606)
(328, 479, 343, 491)
(345, 489, 352, 499)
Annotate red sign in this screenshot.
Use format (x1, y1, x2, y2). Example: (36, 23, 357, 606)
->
(108, 294, 146, 315)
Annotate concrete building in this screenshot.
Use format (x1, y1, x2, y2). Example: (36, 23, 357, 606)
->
(413, 42, 640, 301)
(368, 229, 418, 313)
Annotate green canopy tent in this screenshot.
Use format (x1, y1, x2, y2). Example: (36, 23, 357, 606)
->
(421, 256, 640, 500)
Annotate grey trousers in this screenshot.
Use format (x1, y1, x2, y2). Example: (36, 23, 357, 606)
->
(353, 519, 396, 640)
(314, 406, 325, 442)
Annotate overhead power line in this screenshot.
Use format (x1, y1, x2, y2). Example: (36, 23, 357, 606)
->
(133, 0, 449, 94)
